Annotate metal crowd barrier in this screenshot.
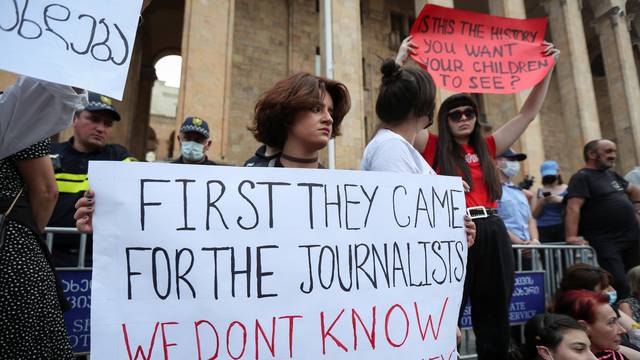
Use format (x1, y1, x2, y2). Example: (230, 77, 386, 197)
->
(458, 242, 598, 360)
(45, 226, 89, 269)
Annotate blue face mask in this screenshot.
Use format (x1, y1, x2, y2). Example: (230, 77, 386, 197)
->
(607, 290, 618, 305)
(181, 141, 205, 162)
(500, 160, 521, 179)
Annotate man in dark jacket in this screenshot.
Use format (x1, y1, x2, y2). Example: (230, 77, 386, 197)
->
(49, 92, 136, 266)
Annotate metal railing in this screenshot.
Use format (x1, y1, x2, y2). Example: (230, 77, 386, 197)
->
(458, 243, 598, 359)
(44, 226, 89, 269)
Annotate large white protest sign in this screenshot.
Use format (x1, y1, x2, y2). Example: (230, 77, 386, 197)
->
(89, 162, 468, 360)
(0, 0, 142, 100)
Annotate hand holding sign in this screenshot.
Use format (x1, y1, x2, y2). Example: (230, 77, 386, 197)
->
(409, 4, 557, 94)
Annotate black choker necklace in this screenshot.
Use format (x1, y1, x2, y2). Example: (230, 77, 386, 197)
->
(281, 153, 318, 163)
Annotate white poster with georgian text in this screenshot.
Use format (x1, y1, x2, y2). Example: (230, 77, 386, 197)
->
(0, 0, 142, 100)
(89, 162, 467, 360)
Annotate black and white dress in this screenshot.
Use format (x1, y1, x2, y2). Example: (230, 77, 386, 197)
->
(0, 139, 73, 359)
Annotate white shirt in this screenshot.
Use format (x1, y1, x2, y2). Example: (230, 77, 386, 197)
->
(0, 77, 87, 159)
(361, 128, 436, 175)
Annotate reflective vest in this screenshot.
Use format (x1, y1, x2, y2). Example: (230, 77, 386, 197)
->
(48, 138, 136, 228)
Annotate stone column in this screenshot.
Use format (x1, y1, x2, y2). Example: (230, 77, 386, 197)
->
(590, 0, 640, 172)
(176, 0, 235, 162)
(104, 33, 144, 150)
(487, 0, 546, 177)
(324, 0, 366, 169)
(414, 0, 455, 117)
(128, 66, 156, 159)
(544, 0, 601, 172)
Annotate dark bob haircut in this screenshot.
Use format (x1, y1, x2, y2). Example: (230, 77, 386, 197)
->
(375, 59, 436, 124)
(249, 72, 351, 149)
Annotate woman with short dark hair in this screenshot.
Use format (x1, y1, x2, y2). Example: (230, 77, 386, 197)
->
(247, 72, 350, 168)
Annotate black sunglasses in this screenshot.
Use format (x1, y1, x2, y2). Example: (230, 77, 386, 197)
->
(448, 109, 477, 122)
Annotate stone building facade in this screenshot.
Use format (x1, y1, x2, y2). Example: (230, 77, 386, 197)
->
(2, 0, 640, 179)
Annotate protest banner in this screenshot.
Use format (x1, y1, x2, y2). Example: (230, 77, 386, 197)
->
(0, 0, 142, 100)
(410, 4, 554, 94)
(89, 162, 468, 360)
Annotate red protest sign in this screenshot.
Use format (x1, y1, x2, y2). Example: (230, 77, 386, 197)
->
(410, 5, 554, 94)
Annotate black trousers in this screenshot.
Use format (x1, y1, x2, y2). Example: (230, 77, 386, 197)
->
(459, 215, 515, 360)
(590, 237, 640, 298)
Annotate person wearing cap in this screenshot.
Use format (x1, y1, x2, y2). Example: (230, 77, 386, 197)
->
(48, 92, 136, 267)
(497, 149, 540, 249)
(173, 116, 216, 165)
(565, 139, 640, 297)
(531, 160, 567, 243)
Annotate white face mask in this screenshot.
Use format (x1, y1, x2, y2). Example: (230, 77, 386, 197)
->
(181, 141, 205, 161)
(500, 160, 521, 179)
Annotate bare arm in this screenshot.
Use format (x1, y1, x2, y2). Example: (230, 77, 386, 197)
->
(565, 197, 586, 244)
(627, 184, 640, 206)
(531, 191, 544, 218)
(620, 345, 640, 360)
(492, 42, 559, 155)
(15, 156, 58, 232)
(528, 216, 539, 242)
(619, 302, 635, 322)
(509, 230, 527, 245)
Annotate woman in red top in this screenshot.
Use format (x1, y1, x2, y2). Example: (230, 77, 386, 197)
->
(397, 36, 559, 359)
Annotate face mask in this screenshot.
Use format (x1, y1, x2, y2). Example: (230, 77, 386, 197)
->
(500, 160, 521, 178)
(607, 290, 618, 305)
(181, 141, 205, 161)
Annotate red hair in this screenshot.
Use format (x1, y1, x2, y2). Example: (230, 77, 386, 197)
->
(554, 290, 609, 324)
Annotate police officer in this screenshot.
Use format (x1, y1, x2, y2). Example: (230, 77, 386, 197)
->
(173, 116, 217, 165)
(496, 148, 540, 249)
(48, 92, 136, 267)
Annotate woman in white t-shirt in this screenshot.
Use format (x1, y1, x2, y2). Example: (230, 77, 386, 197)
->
(361, 56, 474, 245)
(362, 56, 475, 343)
(361, 57, 436, 175)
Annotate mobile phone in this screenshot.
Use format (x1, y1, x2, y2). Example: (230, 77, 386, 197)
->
(542, 191, 551, 197)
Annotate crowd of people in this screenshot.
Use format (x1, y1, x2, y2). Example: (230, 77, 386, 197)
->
(520, 263, 640, 360)
(2, 29, 640, 360)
